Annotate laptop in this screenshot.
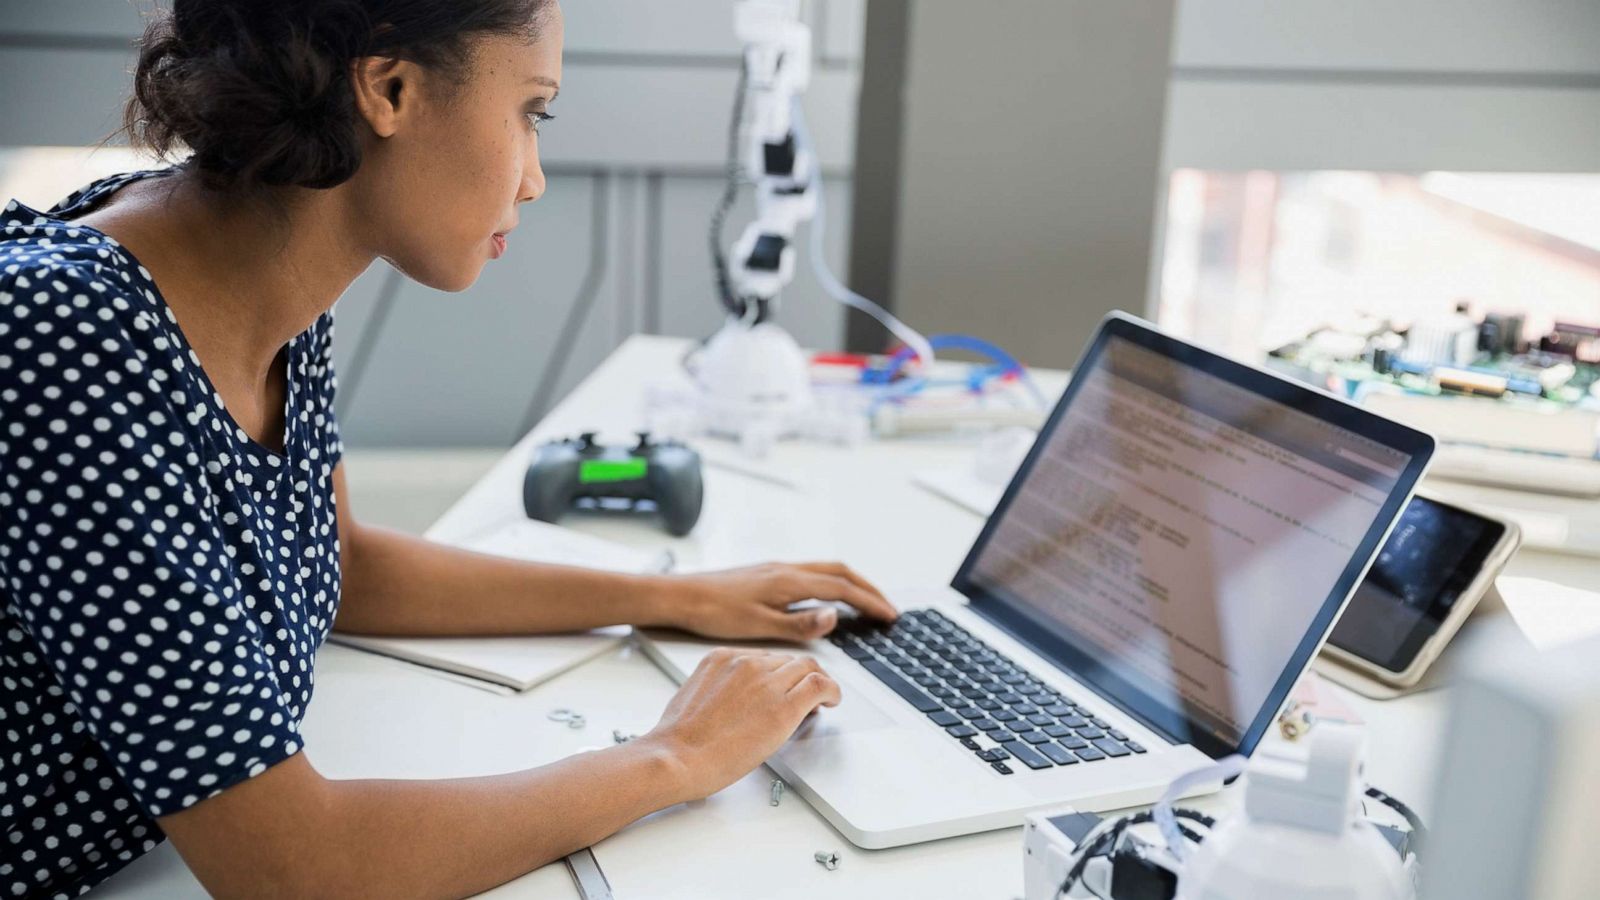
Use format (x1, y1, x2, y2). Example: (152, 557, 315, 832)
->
(640, 312, 1435, 849)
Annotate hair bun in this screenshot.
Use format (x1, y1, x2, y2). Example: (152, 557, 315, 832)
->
(128, 0, 371, 190)
(122, 0, 552, 193)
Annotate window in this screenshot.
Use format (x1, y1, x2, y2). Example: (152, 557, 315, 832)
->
(1157, 170, 1600, 363)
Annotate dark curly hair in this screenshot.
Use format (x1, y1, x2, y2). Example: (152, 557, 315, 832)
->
(124, 0, 554, 191)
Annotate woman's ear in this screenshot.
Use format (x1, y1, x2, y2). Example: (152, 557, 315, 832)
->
(350, 56, 412, 139)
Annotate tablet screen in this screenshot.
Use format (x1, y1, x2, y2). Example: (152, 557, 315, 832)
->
(1328, 496, 1505, 673)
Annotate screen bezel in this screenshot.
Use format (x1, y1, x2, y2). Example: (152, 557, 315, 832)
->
(950, 312, 1435, 760)
(1326, 495, 1509, 674)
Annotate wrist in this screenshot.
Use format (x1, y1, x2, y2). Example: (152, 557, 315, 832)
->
(627, 573, 703, 631)
(631, 732, 700, 806)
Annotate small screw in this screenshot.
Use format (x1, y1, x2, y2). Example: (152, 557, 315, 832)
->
(770, 780, 784, 806)
(813, 850, 839, 871)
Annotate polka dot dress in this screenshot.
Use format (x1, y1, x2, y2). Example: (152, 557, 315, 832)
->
(0, 170, 343, 898)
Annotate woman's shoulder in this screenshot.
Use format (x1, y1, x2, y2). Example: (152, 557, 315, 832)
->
(1, 168, 177, 298)
(2, 217, 154, 320)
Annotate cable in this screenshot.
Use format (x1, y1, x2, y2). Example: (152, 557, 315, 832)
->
(1365, 784, 1428, 848)
(790, 102, 936, 367)
(1155, 753, 1246, 863)
(1056, 808, 1213, 899)
(517, 172, 611, 439)
(710, 58, 750, 319)
(879, 333, 1050, 407)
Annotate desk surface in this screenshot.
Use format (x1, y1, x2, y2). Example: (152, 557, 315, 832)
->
(95, 335, 1595, 899)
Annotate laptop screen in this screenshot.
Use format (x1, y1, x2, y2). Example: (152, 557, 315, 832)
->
(953, 315, 1433, 758)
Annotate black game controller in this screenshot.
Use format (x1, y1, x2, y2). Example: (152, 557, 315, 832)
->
(522, 432, 704, 536)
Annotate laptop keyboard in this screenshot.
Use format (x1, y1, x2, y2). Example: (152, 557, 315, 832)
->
(828, 609, 1146, 775)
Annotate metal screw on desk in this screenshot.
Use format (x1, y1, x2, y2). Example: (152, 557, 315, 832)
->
(813, 851, 839, 871)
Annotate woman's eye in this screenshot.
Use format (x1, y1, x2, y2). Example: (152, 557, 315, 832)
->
(526, 111, 555, 133)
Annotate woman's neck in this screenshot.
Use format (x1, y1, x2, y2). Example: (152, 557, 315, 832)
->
(76, 170, 375, 422)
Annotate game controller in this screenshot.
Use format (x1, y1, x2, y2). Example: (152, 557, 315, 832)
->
(522, 432, 704, 536)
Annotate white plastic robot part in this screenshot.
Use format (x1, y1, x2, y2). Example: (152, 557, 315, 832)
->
(1174, 724, 1415, 900)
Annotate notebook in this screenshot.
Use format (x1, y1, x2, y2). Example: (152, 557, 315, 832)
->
(329, 519, 675, 692)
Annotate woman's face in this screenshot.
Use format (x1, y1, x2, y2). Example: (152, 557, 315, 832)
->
(354, 7, 564, 291)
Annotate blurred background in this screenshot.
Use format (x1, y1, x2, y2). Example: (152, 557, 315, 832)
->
(2, 0, 1597, 532)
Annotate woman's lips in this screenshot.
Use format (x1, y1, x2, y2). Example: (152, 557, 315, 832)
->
(490, 233, 508, 258)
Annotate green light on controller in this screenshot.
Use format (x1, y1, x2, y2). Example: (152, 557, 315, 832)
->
(579, 458, 648, 484)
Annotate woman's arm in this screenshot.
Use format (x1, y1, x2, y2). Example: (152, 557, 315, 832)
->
(331, 463, 897, 640)
(159, 647, 841, 899)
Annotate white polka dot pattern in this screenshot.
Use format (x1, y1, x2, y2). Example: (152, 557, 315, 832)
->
(0, 170, 344, 898)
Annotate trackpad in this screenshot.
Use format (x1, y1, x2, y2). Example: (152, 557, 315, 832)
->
(636, 630, 898, 740)
(791, 674, 898, 740)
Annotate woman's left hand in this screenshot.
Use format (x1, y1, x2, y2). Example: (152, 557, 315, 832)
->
(660, 561, 897, 642)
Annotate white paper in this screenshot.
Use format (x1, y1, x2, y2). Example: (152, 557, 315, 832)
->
(451, 518, 674, 574)
(912, 466, 1006, 517)
(329, 519, 670, 690)
(1497, 576, 1600, 650)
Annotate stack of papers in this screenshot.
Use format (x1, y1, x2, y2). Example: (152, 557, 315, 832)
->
(329, 519, 674, 692)
(1496, 576, 1600, 651)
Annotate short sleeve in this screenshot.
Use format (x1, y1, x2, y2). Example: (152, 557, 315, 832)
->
(0, 263, 304, 817)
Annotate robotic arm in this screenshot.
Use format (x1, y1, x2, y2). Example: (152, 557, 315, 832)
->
(727, 0, 817, 320)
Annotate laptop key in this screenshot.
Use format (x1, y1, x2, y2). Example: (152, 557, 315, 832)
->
(972, 719, 1001, 731)
(1126, 741, 1147, 754)
(976, 748, 1009, 763)
(1077, 727, 1105, 740)
(999, 740, 1054, 770)
(841, 644, 872, 660)
(993, 709, 1020, 723)
(1042, 724, 1073, 738)
(1026, 713, 1055, 727)
(1059, 735, 1089, 750)
(1045, 703, 1075, 716)
(960, 736, 981, 750)
(1092, 737, 1131, 758)
(1075, 747, 1106, 762)
(860, 659, 942, 713)
(954, 706, 984, 720)
(945, 724, 978, 738)
(1110, 729, 1129, 741)
(1024, 692, 1055, 705)
(991, 761, 1014, 775)
(1038, 743, 1079, 766)
(928, 711, 961, 727)
(1020, 731, 1054, 745)
(976, 699, 1002, 711)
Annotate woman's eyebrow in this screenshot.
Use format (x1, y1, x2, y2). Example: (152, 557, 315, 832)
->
(526, 75, 559, 98)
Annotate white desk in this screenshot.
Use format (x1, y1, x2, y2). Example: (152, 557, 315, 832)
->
(96, 335, 1596, 899)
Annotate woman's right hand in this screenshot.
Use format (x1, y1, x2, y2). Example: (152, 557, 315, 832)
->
(643, 648, 842, 803)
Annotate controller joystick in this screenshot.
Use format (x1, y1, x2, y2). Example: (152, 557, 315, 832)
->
(523, 432, 704, 536)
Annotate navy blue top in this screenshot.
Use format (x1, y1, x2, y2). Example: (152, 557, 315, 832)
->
(0, 170, 344, 898)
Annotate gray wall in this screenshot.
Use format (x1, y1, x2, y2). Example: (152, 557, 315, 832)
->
(873, 1, 1177, 370)
(0, 0, 868, 447)
(1166, 0, 1600, 173)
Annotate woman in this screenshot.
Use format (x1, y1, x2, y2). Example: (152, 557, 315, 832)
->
(0, 1, 896, 896)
